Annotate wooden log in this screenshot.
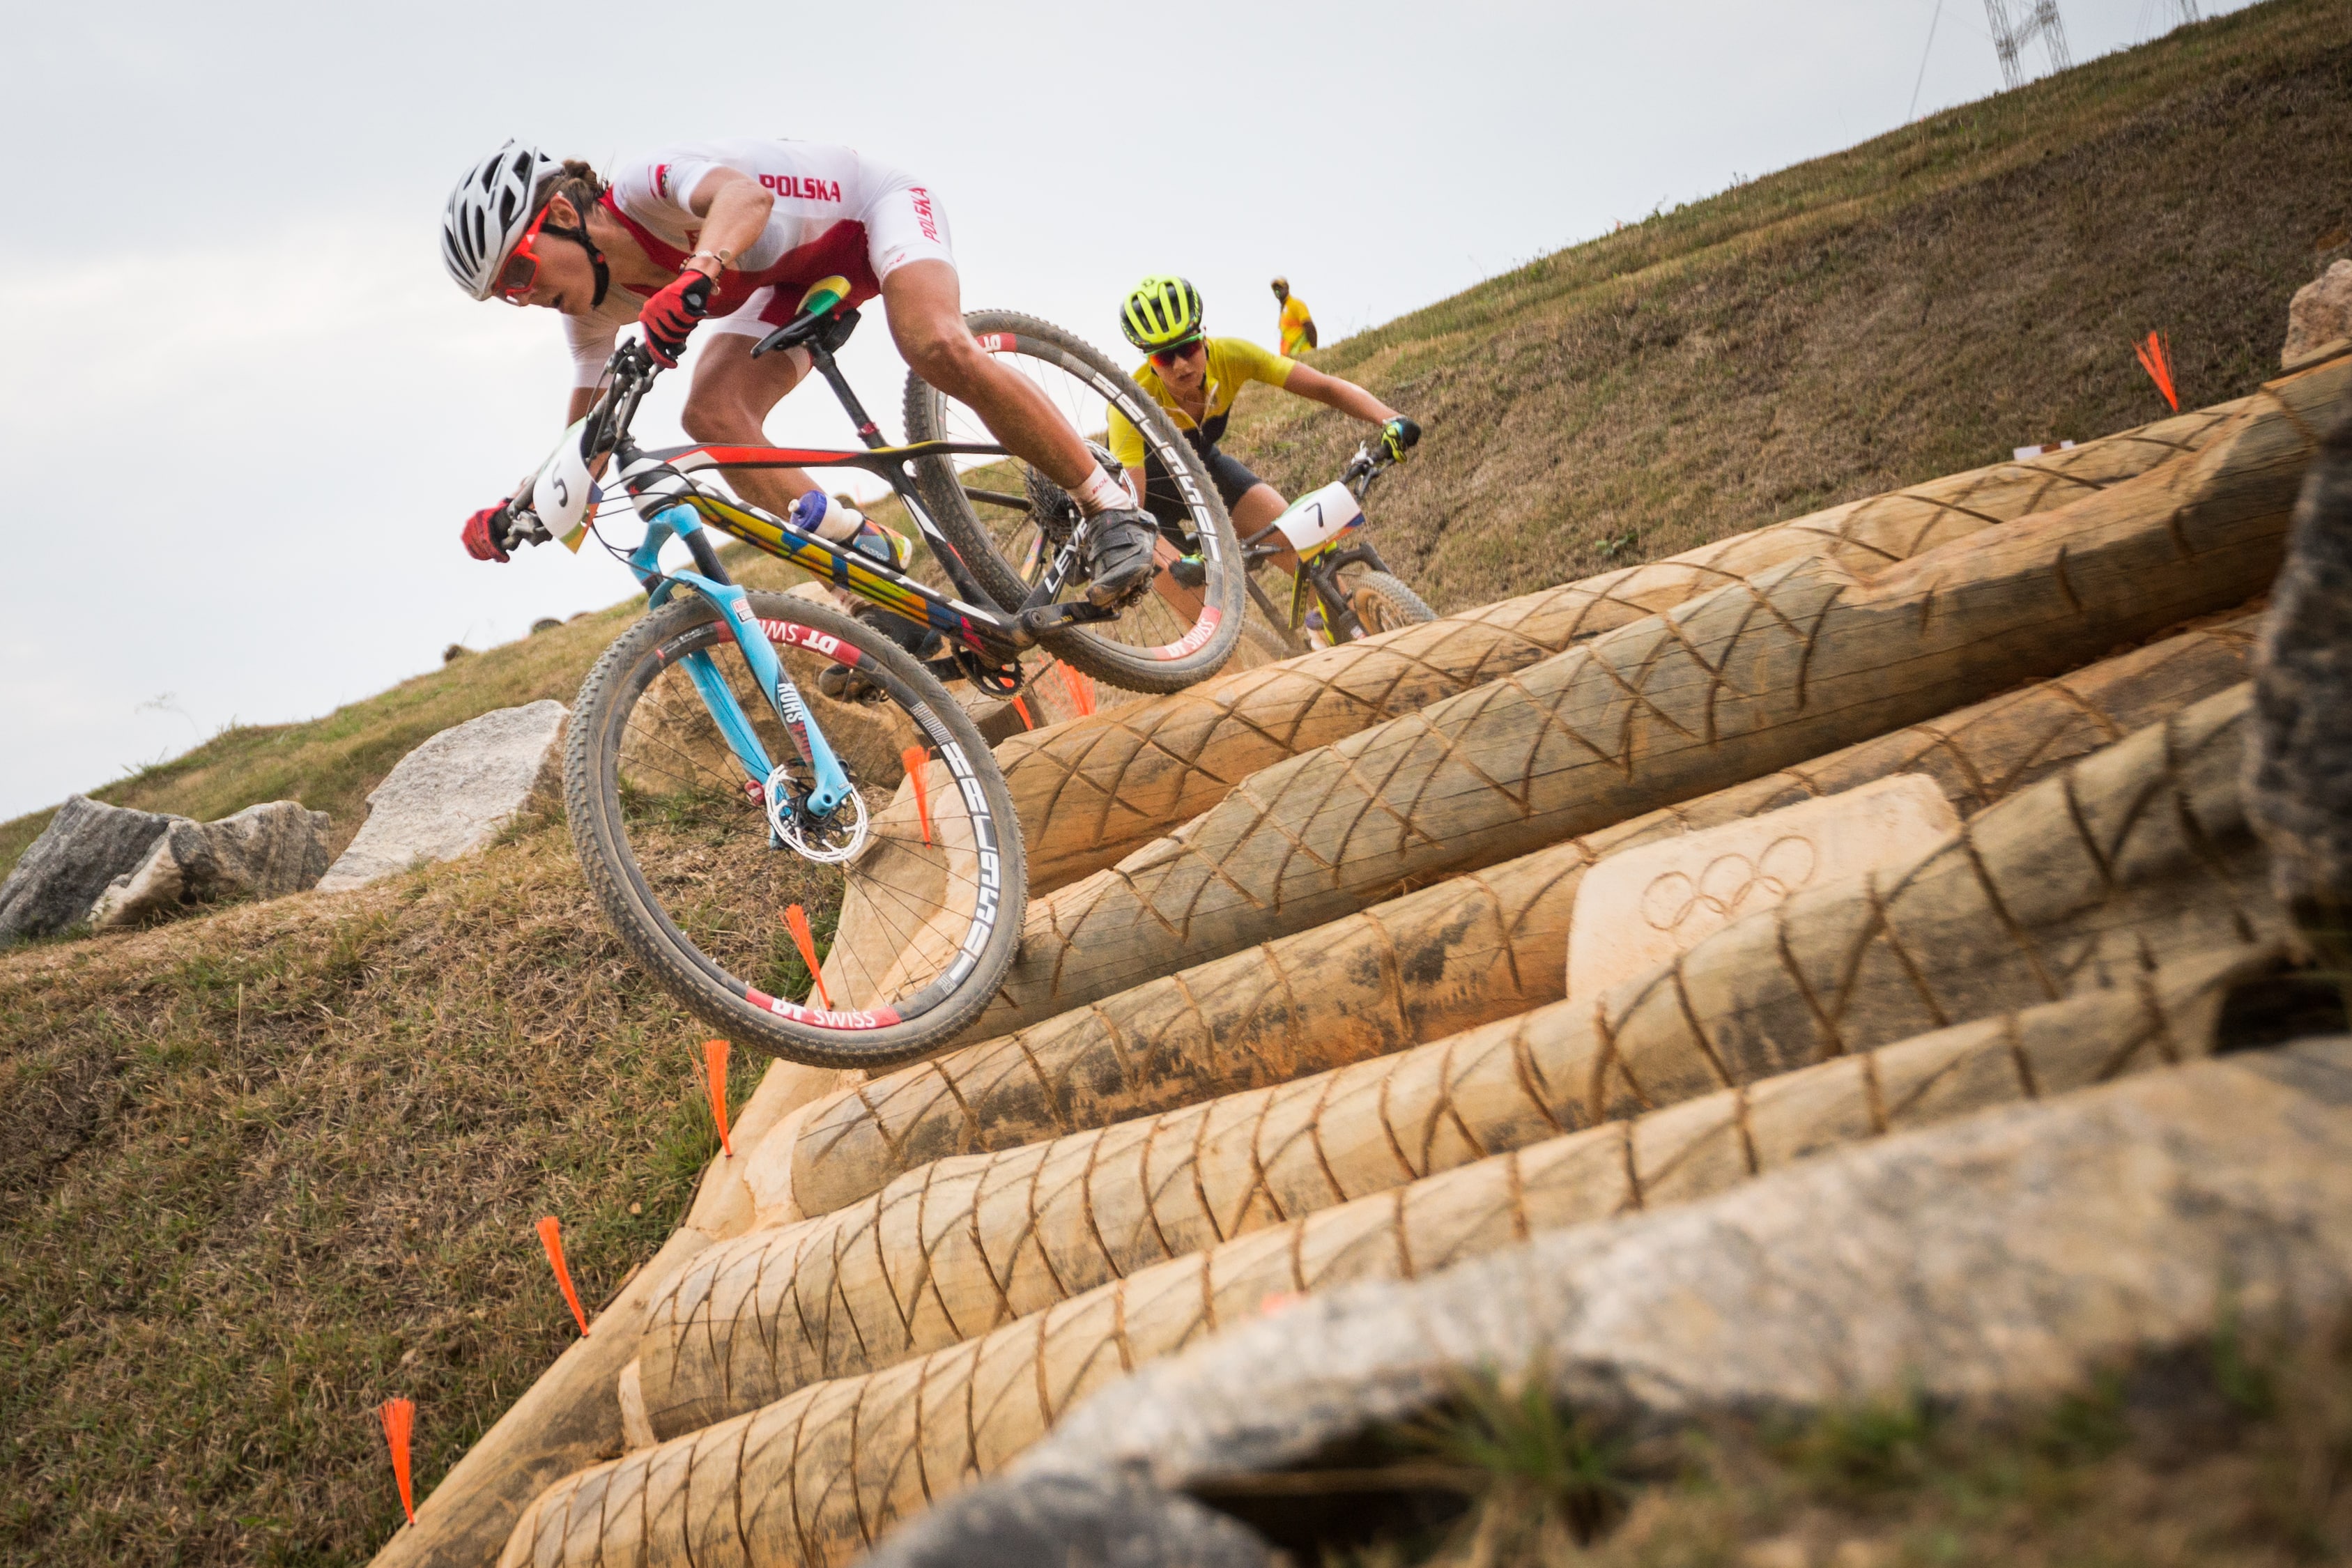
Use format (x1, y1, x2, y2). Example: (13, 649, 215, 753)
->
(946, 361, 2336, 1047)
(786, 615, 2257, 1218)
(819, 395, 2261, 1013)
(628, 688, 2277, 1439)
(1003, 401, 2247, 895)
(513, 939, 2274, 1567)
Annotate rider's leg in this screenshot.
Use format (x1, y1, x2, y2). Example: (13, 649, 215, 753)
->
(680, 332, 825, 518)
(882, 261, 1101, 493)
(1230, 484, 1300, 576)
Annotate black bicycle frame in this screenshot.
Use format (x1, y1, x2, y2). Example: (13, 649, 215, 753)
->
(577, 307, 1114, 689)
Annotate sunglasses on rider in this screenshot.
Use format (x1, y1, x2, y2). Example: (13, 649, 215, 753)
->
(1148, 337, 1205, 367)
(493, 205, 560, 304)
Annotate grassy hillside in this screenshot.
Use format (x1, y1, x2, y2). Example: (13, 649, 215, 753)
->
(1, 6, 2348, 1563)
(0, 546, 815, 882)
(1224, 0, 2352, 609)
(0, 827, 751, 1562)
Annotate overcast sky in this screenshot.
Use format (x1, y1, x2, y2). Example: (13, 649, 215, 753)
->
(0, 0, 2252, 820)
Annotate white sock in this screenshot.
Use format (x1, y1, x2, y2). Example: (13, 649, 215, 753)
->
(1071, 467, 1135, 517)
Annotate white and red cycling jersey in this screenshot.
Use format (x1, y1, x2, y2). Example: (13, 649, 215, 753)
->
(560, 139, 956, 387)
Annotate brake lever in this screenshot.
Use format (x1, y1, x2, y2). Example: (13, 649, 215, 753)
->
(503, 505, 555, 551)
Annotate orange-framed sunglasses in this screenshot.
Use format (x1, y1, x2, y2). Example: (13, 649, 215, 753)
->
(493, 206, 560, 304)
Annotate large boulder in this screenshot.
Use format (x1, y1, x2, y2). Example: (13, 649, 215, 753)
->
(87, 801, 332, 930)
(0, 797, 178, 943)
(316, 701, 568, 893)
(2245, 407, 2352, 962)
(2284, 259, 2352, 367)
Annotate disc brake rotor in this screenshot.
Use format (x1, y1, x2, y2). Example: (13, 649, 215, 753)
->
(764, 762, 870, 864)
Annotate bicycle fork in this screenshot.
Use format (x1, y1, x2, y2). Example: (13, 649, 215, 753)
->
(629, 501, 856, 824)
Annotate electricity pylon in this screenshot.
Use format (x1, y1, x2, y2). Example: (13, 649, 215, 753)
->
(1984, 0, 2074, 90)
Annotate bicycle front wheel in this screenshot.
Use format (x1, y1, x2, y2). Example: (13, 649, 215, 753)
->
(1344, 569, 1437, 637)
(903, 310, 1245, 694)
(567, 590, 1027, 1068)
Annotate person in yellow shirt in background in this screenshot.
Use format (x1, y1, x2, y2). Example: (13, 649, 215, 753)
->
(1272, 275, 1317, 356)
(1107, 276, 1414, 594)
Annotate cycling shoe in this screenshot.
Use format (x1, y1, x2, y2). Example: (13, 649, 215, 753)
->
(1081, 507, 1160, 608)
(817, 662, 887, 704)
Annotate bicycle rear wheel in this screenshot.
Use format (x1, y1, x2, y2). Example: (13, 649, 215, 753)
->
(903, 310, 1245, 694)
(567, 590, 1026, 1067)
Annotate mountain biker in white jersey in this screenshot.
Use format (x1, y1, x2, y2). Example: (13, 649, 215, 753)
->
(441, 139, 1161, 611)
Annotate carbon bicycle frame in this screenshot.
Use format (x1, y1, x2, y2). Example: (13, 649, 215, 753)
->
(564, 323, 1093, 833)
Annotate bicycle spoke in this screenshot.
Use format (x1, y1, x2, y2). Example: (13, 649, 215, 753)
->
(606, 626, 992, 1023)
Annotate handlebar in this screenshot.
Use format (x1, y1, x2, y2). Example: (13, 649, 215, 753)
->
(1343, 416, 1421, 494)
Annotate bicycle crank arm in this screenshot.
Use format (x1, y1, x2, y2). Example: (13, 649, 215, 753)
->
(1011, 601, 1119, 642)
(1243, 574, 1307, 654)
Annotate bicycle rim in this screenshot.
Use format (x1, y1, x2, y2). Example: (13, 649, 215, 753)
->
(903, 310, 1245, 694)
(567, 591, 1027, 1067)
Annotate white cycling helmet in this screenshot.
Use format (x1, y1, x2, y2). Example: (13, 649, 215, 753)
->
(443, 140, 563, 300)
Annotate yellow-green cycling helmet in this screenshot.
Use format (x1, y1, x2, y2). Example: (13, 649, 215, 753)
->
(1120, 275, 1205, 351)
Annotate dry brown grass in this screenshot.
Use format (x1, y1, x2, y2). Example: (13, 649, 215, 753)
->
(0, 819, 751, 1565)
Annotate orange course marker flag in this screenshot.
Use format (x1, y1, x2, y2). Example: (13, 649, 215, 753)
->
(700, 1038, 734, 1157)
(378, 1397, 417, 1524)
(901, 746, 933, 845)
(535, 1216, 590, 1337)
(785, 903, 832, 1010)
(2135, 330, 2180, 412)
(1058, 663, 1097, 718)
(1011, 695, 1036, 730)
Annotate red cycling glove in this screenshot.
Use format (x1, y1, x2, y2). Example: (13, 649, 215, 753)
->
(463, 505, 512, 563)
(640, 270, 715, 367)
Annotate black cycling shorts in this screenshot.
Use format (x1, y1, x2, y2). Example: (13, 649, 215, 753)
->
(1137, 438, 1262, 546)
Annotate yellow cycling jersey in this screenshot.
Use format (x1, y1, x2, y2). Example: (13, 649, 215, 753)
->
(1278, 294, 1316, 356)
(1107, 335, 1296, 470)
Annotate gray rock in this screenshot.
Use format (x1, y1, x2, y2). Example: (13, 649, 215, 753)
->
(315, 701, 567, 893)
(87, 801, 332, 930)
(2246, 408, 2352, 963)
(2284, 259, 2352, 367)
(865, 1467, 1278, 1568)
(903, 1042, 2352, 1561)
(0, 796, 179, 943)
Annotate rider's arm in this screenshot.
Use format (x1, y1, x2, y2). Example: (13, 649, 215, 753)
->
(1280, 363, 1398, 425)
(679, 167, 776, 274)
(503, 385, 610, 506)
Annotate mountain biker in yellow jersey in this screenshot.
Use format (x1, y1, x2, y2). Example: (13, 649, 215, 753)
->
(1271, 275, 1317, 356)
(1107, 276, 1415, 594)
(440, 141, 1162, 612)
